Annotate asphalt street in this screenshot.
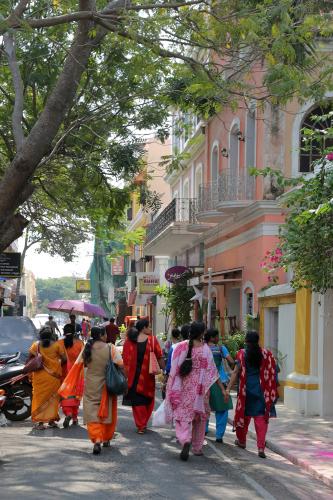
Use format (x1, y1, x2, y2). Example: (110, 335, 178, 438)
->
(0, 402, 332, 500)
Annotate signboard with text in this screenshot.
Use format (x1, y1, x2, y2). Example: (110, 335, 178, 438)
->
(0, 253, 21, 278)
(137, 273, 160, 294)
(76, 279, 91, 293)
(112, 256, 125, 276)
(165, 266, 192, 283)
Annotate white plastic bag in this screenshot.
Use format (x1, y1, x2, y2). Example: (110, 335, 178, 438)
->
(152, 401, 170, 428)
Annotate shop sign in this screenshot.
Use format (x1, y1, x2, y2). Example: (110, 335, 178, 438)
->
(112, 256, 125, 276)
(137, 273, 160, 294)
(0, 252, 21, 278)
(165, 266, 192, 283)
(76, 279, 91, 293)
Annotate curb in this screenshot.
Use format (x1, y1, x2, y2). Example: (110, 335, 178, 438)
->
(227, 417, 333, 490)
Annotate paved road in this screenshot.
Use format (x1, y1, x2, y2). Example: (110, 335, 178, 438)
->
(0, 403, 332, 500)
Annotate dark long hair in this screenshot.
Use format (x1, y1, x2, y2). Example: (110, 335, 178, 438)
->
(180, 324, 190, 340)
(245, 330, 262, 369)
(127, 327, 139, 342)
(179, 321, 205, 377)
(136, 319, 149, 332)
(83, 327, 103, 365)
(63, 324, 75, 349)
(39, 327, 53, 348)
(204, 328, 219, 344)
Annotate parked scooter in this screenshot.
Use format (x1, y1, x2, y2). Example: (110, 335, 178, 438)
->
(0, 358, 32, 421)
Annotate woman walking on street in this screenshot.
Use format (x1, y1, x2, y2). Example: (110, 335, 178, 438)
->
(226, 331, 277, 458)
(122, 319, 165, 434)
(165, 321, 228, 461)
(59, 324, 84, 428)
(29, 327, 67, 430)
(83, 327, 124, 455)
(204, 328, 234, 443)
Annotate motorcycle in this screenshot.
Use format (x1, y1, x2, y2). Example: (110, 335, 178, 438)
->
(0, 358, 32, 421)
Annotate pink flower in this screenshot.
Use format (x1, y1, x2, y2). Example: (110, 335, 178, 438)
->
(326, 153, 333, 161)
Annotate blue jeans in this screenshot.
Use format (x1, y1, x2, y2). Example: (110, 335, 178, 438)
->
(206, 410, 228, 439)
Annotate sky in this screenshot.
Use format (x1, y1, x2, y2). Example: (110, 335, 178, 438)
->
(23, 241, 94, 279)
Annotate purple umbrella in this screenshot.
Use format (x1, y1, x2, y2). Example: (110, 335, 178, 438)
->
(47, 299, 107, 318)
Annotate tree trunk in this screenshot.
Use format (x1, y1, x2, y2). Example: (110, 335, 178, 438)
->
(0, 0, 112, 252)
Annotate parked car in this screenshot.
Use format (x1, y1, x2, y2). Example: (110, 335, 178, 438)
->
(0, 316, 38, 361)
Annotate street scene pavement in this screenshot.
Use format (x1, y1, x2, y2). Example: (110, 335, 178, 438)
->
(1, 403, 333, 500)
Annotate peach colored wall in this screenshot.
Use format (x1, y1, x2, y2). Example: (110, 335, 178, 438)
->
(145, 137, 171, 209)
(206, 233, 286, 318)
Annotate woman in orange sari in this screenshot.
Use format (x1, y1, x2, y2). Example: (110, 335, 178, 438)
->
(59, 324, 84, 427)
(83, 327, 124, 455)
(29, 327, 67, 430)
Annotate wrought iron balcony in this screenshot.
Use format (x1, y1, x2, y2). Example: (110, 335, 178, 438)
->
(218, 168, 256, 203)
(146, 198, 196, 243)
(195, 182, 221, 222)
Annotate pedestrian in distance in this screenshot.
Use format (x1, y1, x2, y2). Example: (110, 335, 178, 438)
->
(226, 330, 278, 459)
(83, 327, 124, 455)
(58, 324, 84, 428)
(162, 328, 181, 399)
(45, 315, 61, 340)
(28, 326, 67, 430)
(69, 314, 82, 336)
(165, 321, 229, 461)
(204, 328, 234, 443)
(105, 317, 120, 345)
(122, 319, 165, 434)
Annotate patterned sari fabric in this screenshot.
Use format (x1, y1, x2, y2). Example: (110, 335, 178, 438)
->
(59, 339, 84, 418)
(165, 341, 219, 424)
(234, 348, 277, 429)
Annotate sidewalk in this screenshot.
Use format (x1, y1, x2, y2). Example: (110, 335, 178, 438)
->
(228, 397, 333, 489)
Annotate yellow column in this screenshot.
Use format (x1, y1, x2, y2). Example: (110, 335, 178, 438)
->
(294, 288, 312, 375)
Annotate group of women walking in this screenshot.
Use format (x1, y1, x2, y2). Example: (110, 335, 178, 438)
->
(28, 319, 277, 460)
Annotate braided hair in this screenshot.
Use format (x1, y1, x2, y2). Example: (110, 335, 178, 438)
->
(83, 327, 103, 365)
(179, 321, 205, 377)
(245, 330, 262, 369)
(63, 323, 75, 349)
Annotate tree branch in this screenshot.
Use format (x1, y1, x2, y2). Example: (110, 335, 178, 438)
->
(3, 32, 25, 149)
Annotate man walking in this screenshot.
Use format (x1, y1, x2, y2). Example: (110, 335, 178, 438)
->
(45, 315, 61, 340)
(105, 317, 119, 344)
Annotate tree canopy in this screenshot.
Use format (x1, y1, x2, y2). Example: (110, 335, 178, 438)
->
(36, 276, 79, 313)
(0, 0, 332, 254)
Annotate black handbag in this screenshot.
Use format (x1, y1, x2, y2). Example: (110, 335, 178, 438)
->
(105, 345, 127, 396)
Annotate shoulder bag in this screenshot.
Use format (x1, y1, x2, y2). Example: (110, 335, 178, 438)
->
(23, 342, 43, 374)
(149, 335, 161, 376)
(105, 345, 127, 395)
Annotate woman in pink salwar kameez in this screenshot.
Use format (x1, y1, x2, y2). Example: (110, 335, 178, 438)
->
(165, 322, 228, 461)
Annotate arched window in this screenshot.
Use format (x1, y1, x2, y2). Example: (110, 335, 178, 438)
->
(246, 103, 256, 168)
(195, 164, 203, 198)
(299, 103, 333, 173)
(211, 144, 219, 184)
(229, 124, 239, 175)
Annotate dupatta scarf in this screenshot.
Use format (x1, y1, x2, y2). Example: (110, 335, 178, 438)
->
(122, 336, 162, 399)
(234, 348, 277, 428)
(165, 340, 219, 423)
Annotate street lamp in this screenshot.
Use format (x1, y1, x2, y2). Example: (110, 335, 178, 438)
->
(207, 267, 213, 329)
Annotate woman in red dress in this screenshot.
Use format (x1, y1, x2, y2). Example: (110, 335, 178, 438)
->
(122, 319, 165, 433)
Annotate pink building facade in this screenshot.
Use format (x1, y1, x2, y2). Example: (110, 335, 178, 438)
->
(144, 92, 333, 334)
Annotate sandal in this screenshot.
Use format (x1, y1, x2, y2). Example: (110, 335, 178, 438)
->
(235, 439, 246, 449)
(102, 441, 111, 448)
(48, 421, 59, 428)
(63, 416, 71, 428)
(34, 423, 46, 430)
(193, 450, 204, 456)
(137, 429, 145, 434)
(93, 443, 102, 455)
(180, 442, 191, 461)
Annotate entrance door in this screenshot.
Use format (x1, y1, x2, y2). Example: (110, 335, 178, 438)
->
(227, 287, 240, 331)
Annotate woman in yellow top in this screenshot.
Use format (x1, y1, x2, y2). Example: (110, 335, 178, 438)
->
(29, 327, 67, 430)
(58, 324, 84, 428)
(83, 327, 124, 455)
